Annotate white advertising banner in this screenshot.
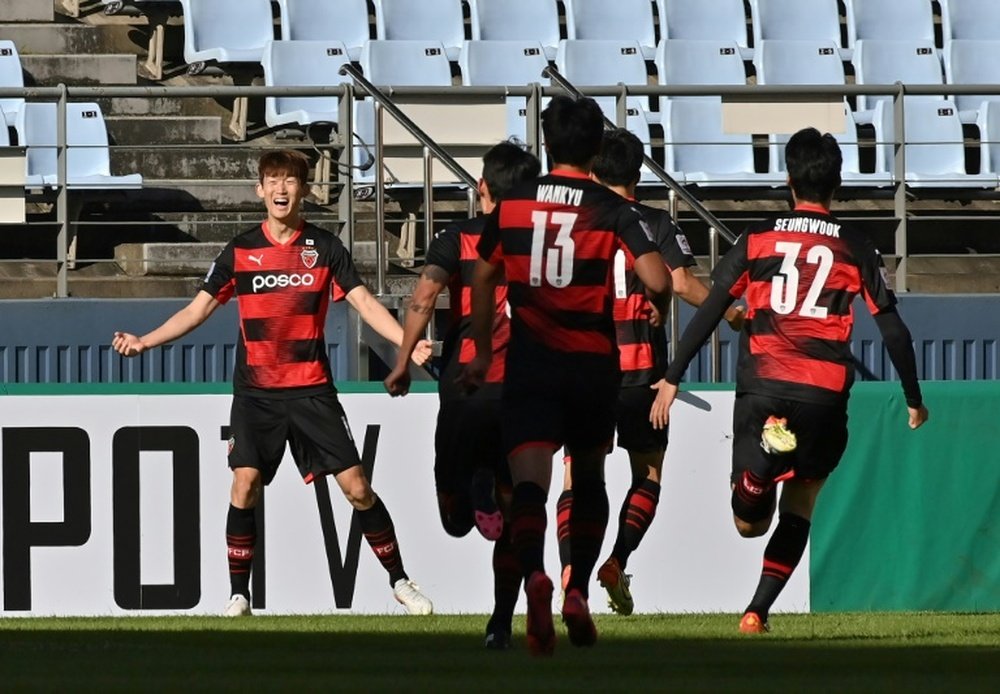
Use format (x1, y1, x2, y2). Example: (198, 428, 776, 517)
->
(0, 391, 809, 616)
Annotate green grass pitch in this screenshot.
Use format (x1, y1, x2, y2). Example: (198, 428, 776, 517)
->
(1, 613, 997, 692)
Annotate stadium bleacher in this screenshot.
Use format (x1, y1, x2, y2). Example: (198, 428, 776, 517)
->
(844, 0, 935, 46)
(374, 0, 466, 61)
(0, 39, 24, 127)
(468, 0, 561, 60)
(564, 0, 658, 60)
(749, 0, 847, 58)
(942, 39, 1000, 123)
(852, 39, 944, 118)
(276, 0, 371, 62)
(657, 0, 753, 60)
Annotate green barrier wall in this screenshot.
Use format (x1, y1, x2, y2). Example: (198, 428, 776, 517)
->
(811, 381, 1000, 612)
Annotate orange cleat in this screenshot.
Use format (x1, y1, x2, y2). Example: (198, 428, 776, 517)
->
(561, 588, 597, 647)
(739, 611, 770, 634)
(525, 571, 555, 656)
(597, 557, 634, 616)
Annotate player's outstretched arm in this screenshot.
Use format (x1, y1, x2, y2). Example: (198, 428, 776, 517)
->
(346, 285, 432, 368)
(671, 267, 745, 331)
(112, 290, 220, 357)
(384, 267, 448, 397)
(873, 308, 928, 429)
(633, 251, 673, 317)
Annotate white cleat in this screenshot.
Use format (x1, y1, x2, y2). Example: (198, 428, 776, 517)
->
(224, 594, 252, 617)
(393, 578, 433, 615)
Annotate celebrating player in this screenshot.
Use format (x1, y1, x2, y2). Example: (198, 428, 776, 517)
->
(557, 128, 745, 615)
(112, 149, 434, 617)
(462, 96, 672, 655)
(384, 140, 541, 649)
(655, 128, 929, 633)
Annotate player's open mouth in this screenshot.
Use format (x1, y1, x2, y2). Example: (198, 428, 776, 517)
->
(273, 197, 289, 209)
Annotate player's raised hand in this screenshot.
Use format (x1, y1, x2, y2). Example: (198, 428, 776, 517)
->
(411, 339, 433, 366)
(384, 363, 412, 397)
(649, 379, 678, 430)
(907, 404, 929, 430)
(726, 305, 746, 332)
(457, 354, 489, 394)
(112, 331, 146, 357)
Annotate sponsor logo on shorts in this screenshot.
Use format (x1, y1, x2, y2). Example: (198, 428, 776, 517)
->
(301, 248, 319, 269)
(251, 272, 316, 292)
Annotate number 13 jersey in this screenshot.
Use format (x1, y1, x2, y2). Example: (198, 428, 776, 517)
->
(477, 169, 659, 357)
(711, 203, 896, 405)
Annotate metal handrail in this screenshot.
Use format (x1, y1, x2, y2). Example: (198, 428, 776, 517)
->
(542, 66, 739, 246)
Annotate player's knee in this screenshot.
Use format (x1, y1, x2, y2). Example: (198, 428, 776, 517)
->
(731, 469, 777, 526)
(230, 470, 261, 508)
(341, 483, 375, 509)
(437, 493, 473, 537)
(734, 516, 770, 538)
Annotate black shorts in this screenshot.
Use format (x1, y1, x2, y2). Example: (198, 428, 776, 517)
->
(435, 396, 508, 496)
(228, 392, 361, 485)
(501, 342, 620, 456)
(616, 384, 669, 453)
(731, 393, 848, 484)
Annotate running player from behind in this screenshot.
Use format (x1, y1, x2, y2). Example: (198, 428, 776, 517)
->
(384, 140, 541, 649)
(557, 128, 745, 615)
(113, 149, 435, 617)
(462, 96, 673, 655)
(655, 128, 929, 633)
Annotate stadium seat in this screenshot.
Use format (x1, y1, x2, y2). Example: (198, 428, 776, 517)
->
(749, 0, 849, 59)
(15, 102, 143, 190)
(458, 40, 549, 141)
(754, 39, 845, 87)
(874, 99, 998, 188)
(852, 40, 944, 118)
(178, 0, 274, 70)
(655, 39, 746, 91)
(943, 40, 1000, 124)
(976, 100, 1000, 177)
(662, 98, 785, 187)
(374, 0, 465, 61)
(940, 0, 1000, 42)
(845, 0, 934, 47)
(467, 0, 561, 61)
(276, 0, 371, 62)
(564, 0, 657, 60)
(0, 40, 24, 128)
(555, 39, 651, 121)
(657, 0, 752, 60)
(262, 40, 351, 130)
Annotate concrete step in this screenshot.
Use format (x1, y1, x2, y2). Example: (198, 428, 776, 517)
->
(116, 241, 222, 276)
(21, 53, 136, 85)
(0, 22, 121, 55)
(2, 0, 54, 22)
(111, 147, 260, 181)
(105, 115, 223, 145)
(907, 255, 1000, 293)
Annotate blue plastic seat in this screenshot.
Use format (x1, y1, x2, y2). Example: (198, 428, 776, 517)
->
(276, 0, 371, 62)
(976, 100, 1000, 177)
(0, 40, 24, 128)
(943, 40, 1000, 123)
(657, 0, 752, 60)
(749, 0, 848, 59)
(564, 0, 657, 60)
(374, 0, 465, 61)
(468, 0, 560, 61)
(940, 0, 1000, 41)
(845, 0, 934, 47)
(178, 0, 274, 68)
(852, 40, 944, 117)
(262, 40, 352, 130)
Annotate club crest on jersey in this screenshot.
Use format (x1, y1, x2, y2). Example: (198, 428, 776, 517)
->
(301, 248, 319, 269)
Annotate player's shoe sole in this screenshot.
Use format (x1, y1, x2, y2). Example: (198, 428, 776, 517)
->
(471, 470, 504, 541)
(597, 557, 634, 616)
(561, 589, 597, 647)
(525, 571, 555, 656)
(739, 611, 770, 634)
(761, 416, 797, 454)
(223, 594, 251, 617)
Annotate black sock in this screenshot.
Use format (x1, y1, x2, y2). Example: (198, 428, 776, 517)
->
(358, 496, 408, 586)
(510, 482, 548, 581)
(556, 489, 573, 571)
(226, 504, 256, 600)
(745, 513, 811, 621)
(488, 526, 521, 634)
(566, 478, 609, 598)
(611, 478, 661, 569)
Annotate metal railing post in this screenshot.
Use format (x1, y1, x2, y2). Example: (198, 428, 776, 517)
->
(709, 226, 721, 382)
(526, 82, 542, 156)
(668, 188, 680, 361)
(338, 83, 355, 255)
(423, 145, 434, 267)
(56, 83, 69, 297)
(374, 100, 386, 296)
(893, 82, 908, 292)
(615, 84, 627, 127)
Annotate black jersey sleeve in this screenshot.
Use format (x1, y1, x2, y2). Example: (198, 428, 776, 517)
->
(477, 206, 502, 264)
(656, 215, 697, 271)
(849, 231, 897, 315)
(618, 204, 660, 259)
(329, 239, 364, 296)
(425, 225, 461, 276)
(874, 309, 923, 408)
(201, 241, 237, 304)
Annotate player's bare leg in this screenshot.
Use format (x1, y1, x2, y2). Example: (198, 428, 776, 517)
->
(224, 467, 262, 616)
(508, 446, 556, 655)
(334, 465, 432, 615)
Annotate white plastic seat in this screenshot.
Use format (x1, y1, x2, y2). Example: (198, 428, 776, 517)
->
(0, 40, 24, 128)
(655, 39, 745, 99)
(941, 0, 1000, 41)
(663, 98, 785, 187)
(755, 40, 845, 86)
(15, 102, 143, 190)
(943, 40, 1000, 124)
(564, 0, 657, 60)
(657, 0, 752, 60)
(845, 0, 934, 47)
(749, 0, 849, 59)
(874, 99, 997, 188)
(468, 0, 560, 61)
(178, 0, 274, 68)
(374, 0, 465, 61)
(976, 100, 1000, 176)
(556, 39, 651, 122)
(262, 40, 351, 129)
(0, 106, 8, 145)
(852, 40, 944, 116)
(276, 0, 371, 61)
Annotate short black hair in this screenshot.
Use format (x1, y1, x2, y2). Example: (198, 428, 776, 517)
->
(481, 140, 541, 201)
(592, 128, 644, 187)
(541, 95, 605, 167)
(785, 127, 842, 202)
(258, 149, 311, 186)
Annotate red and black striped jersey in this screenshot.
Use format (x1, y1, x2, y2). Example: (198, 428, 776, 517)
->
(615, 202, 696, 387)
(202, 221, 363, 397)
(424, 215, 510, 400)
(477, 170, 659, 358)
(665, 204, 896, 405)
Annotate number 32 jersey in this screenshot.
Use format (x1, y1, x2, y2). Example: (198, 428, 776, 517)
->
(711, 204, 896, 405)
(477, 169, 659, 357)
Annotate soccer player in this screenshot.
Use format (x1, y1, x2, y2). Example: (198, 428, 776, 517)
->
(556, 128, 745, 615)
(654, 128, 929, 633)
(462, 96, 672, 655)
(112, 149, 435, 617)
(384, 140, 541, 649)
